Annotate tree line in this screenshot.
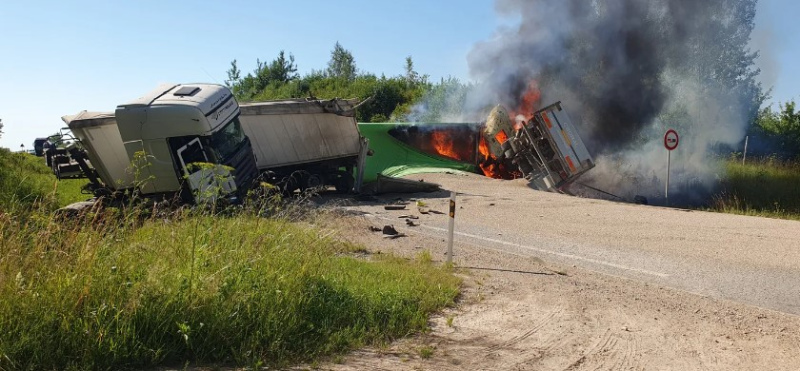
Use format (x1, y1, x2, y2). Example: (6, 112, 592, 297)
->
(224, 42, 460, 124)
(752, 100, 800, 158)
(225, 37, 799, 159)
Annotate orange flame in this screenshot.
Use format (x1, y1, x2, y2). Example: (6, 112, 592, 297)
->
(495, 130, 509, 144)
(421, 80, 539, 180)
(477, 136, 498, 178)
(474, 81, 540, 179)
(510, 81, 541, 118)
(431, 131, 460, 160)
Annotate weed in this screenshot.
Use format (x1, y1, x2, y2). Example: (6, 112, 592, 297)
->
(418, 345, 435, 359)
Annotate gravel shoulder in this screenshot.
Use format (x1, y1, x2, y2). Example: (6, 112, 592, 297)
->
(311, 172, 800, 370)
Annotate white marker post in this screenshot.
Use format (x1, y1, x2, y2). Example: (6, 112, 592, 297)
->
(664, 129, 679, 207)
(743, 135, 749, 165)
(447, 192, 456, 264)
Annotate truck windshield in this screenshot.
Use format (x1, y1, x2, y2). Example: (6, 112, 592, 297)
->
(207, 117, 247, 161)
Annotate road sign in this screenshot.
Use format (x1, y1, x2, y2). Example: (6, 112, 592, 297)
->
(663, 129, 679, 206)
(664, 129, 679, 151)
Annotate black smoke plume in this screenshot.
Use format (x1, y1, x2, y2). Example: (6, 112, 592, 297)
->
(469, 0, 761, 153)
(467, 0, 763, 204)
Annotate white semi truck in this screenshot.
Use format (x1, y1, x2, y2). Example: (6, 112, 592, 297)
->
(60, 83, 368, 206)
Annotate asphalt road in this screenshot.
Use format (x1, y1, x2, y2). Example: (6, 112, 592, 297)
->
(347, 173, 800, 315)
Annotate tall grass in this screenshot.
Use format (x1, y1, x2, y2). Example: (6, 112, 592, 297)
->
(712, 157, 800, 220)
(0, 150, 461, 370)
(0, 149, 88, 210)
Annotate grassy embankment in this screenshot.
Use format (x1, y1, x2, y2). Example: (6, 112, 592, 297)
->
(0, 149, 461, 370)
(712, 157, 800, 220)
(0, 149, 88, 211)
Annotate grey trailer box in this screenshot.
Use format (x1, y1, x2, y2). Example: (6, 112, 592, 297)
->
(63, 111, 134, 191)
(238, 98, 363, 170)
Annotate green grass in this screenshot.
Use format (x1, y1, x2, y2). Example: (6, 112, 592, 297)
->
(54, 178, 91, 206)
(0, 149, 89, 210)
(0, 149, 461, 370)
(0, 210, 460, 370)
(711, 158, 800, 220)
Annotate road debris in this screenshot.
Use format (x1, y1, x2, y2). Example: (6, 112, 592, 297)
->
(382, 225, 399, 235)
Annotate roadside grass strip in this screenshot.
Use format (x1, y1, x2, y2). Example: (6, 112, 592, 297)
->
(0, 211, 460, 370)
(713, 158, 800, 220)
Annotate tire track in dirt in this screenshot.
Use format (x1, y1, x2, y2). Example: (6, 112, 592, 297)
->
(483, 306, 563, 355)
(559, 326, 643, 371)
(459, 305, 567, 370)
(560, 329, 611, 371)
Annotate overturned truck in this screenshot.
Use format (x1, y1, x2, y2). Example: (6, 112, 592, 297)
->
(483, 102, 595, 191)
(356, 101, 595, 193)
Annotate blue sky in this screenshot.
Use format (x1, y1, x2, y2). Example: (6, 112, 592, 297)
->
(0, 0, 796, 149)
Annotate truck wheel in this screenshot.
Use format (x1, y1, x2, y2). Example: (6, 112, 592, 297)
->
(335, 172, 355, 194)
(303, 173, 324, 191)
(278, 176, 298, 196)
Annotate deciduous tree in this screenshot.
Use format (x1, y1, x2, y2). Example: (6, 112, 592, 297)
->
(756, 100, 800, 156)
(326, 42, 357, 81)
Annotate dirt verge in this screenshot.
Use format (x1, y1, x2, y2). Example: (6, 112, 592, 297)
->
(310, 179, 800, 370)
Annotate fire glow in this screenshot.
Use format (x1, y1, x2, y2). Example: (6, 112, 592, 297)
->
(431, 131, 460, 161)
(427, 81, 541, 179)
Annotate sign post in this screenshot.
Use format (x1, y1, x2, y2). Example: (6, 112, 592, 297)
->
(447, 192, 456, 264)
(743, 135, 749, 165)
(664, 129, 679, 206)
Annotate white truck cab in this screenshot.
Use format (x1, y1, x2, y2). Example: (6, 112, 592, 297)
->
(115, 83, 258, 202)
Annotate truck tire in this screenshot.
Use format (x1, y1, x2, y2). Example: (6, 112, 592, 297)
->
(278, 176, 298, 196)
(303, 173, 324, 191)
(334, 172, 355, 194)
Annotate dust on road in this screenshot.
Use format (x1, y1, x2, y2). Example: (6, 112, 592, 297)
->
(313, 172, 800, 370)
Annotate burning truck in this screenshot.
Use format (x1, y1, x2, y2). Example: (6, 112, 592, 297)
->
(358, 101, 595, 193)
(45, 82, 594, 214)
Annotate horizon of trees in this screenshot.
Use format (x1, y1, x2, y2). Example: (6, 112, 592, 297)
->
(224, 42, 472, 124)
(228, 44, 412, 123)
(225, 36, 800, 158)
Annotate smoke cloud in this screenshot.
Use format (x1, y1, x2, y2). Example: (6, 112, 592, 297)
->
(460, 0, 764, 205)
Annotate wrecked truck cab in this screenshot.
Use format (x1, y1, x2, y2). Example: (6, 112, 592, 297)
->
(484, 101, 595, 192)
(113, 83, 258, 203)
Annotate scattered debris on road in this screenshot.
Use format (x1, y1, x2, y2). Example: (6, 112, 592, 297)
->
(382, 225, 399, 235)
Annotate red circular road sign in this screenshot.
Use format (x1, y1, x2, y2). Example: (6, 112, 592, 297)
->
(664, 129, 679, 151)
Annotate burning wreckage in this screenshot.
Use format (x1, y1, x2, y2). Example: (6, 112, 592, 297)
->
(482, 102, 594, 191)
(358, 101, 595, 194)
(42, 83, 594, 214)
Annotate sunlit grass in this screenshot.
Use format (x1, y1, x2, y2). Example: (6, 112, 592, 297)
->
(0, 148, 461, 369)
(711, 158, 800, 220)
